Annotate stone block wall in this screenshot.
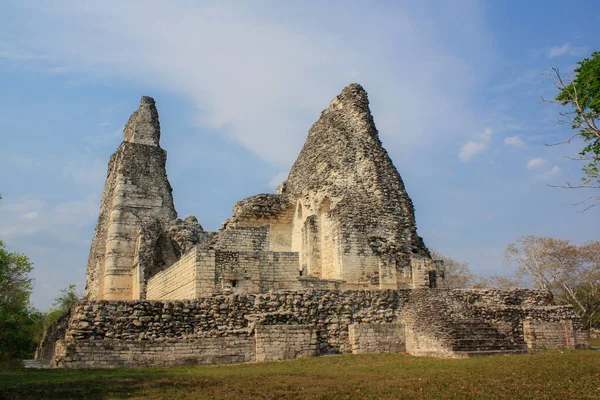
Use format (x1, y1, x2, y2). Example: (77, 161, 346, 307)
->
(146, 247, 198, 300)
(147, 244, 302, 299)
(259, 252, 302, 291)
(214, 226, 270, 252)
(255, 325, 317, 362)
(53, 336, 255, 368)
(348, 323, 406, 354)
(523, 319, 577, 349)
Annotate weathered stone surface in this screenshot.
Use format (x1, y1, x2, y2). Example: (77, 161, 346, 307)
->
(348, 323, 406, 354)
(42, 289, 589, 368)
(283, 83, 429, 259)
(84, 97, 210, 301)
(41, 85, 590, 369)
(203, 84, 435, 292)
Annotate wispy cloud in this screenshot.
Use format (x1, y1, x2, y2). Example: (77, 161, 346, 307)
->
(504, 136, 525, 147)
(8, 1, 490, 168)
(535, 166, 561, 180)
(526, 158, 548, 169)
(0, 50, 52, 61)
(459, 127, 493, 162)
(548, 42, 588, 58)
(22, 211, 39, 220)
(0, 195, 98, 244)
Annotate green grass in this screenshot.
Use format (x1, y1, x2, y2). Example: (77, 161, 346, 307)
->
(1, 351, 600, 400)
(591, 337, 600, 347)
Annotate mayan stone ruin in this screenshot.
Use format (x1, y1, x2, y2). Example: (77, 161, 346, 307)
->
(36, 84, 590, 368)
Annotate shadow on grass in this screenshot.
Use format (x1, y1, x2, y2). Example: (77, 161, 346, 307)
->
(1, 377, 210, 400)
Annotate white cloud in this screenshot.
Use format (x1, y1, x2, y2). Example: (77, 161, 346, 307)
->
(459, 141, 488, 162)
(268, 172, 288, 190)
(535, 166, 561, 180)
(22, 211, 39, 220)
(526, 158, 548, 169)
(458, 127, 493, 162)
(0, 195, 98, 243)
(10, 1, 490, 168)
(504, 136, 525, 147)
(548, 43, 589, 58)
(549, 43, 571, 58)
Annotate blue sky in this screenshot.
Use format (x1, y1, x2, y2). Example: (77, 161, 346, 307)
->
(1, 0, 598, 310)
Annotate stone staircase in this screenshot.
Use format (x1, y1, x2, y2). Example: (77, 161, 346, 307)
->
(448, 321, 528, 356)
(403, 289, 528, 357)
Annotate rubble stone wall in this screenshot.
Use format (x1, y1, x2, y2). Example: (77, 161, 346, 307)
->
(44, 288, 588, 368)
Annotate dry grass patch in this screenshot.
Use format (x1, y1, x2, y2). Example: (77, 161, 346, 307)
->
(1, 351, 599, 399)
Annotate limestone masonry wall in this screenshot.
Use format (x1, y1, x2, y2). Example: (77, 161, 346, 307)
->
(523, 320, 576, 349)
(146, 247, 198, 300)
(46, 288, 588, 368)
(255, 325, 317, 362)
(54, 336, 254, 368)
(348, 323, 406, 354)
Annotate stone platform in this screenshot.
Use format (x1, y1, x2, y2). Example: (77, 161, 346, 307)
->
(37, 289, 589, 368)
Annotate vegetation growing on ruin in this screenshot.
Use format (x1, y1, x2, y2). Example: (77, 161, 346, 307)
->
(1, 351, 599, 399)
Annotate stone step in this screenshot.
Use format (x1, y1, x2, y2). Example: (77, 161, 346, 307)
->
(453, 349, 530, 358)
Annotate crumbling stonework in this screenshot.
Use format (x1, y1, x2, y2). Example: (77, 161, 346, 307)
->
(40, 84, 590, 368)
(221, 84, 432, 291)
(44, 289, 588, 368)
(85, 97, 210, 301)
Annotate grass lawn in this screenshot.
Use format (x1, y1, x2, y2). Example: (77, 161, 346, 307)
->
(1, 351, 599, 400)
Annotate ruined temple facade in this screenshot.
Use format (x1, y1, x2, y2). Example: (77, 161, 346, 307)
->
(38, 84, 588, 368)
(85, 84, 442, 302)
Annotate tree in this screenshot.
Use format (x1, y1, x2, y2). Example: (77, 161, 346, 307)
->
(505, 235, 600, 328)
(543, 51, 600, 210)
(44, 284, 80, 329)
(431, 250, 475, 289)
(0, 239, 40, 359)
(473, 275, 521, 290)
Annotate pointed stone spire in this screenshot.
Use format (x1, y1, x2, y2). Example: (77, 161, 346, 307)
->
(85, 96, 177, 300)
(283, 83, 429, 260)
(123, 96, 161, 146)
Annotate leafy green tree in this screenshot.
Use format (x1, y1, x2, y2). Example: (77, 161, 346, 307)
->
(544, 51, 600, 210)
(0, 239, 40, 359)
(44, 284, 80, 329)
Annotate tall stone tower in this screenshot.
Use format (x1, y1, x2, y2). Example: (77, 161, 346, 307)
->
(227, 83, 433, 289)
(280, 83, 430, 284)
(84, 97, 178, 300)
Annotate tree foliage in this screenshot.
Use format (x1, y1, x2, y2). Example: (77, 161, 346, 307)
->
(505, 235, 600, 328)
(544, 51, 600, 209)
(44, 284, 80, 329)
(0, 239, 40, 359)
(431, 250, 475, 289)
